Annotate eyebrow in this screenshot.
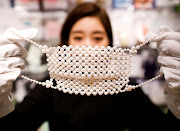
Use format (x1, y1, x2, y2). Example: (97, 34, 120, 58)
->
(71, 30, 105, 34)
(71, 31, 83, 34)
(92, 31, 104, 34)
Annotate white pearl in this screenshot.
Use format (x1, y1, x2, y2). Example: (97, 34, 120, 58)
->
(79, 54, 82, 58)
(82, 57, 86, 61)
(82, 51, 85, 55)
(75, 51, 79, 55)
(75, 56, 79, 61)
(69, 51, 73, 54)
(80, 91, 85, 95)
(94, 74, 98, 79)
(85, 60, 88, 64)
(86, 92, 91, 96)
(92, 91, 97, 96)
(85, 54, 88, 58)
(91, 54, 95, 58)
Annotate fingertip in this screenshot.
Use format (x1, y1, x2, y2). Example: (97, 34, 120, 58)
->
(145, 32, 156, 41)
(159, 25, 175, 32)
(18, 28, 38, 39)
(5, 28, 39, 41)
(5, 28, 17, 33)
(26, 28, 38, 38)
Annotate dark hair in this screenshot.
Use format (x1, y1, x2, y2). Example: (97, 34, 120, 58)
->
(60, 2, 113, 46)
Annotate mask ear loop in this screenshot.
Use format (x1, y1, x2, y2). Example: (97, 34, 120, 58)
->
(10, 30, 164, 95)
(10, 31, 56, 89)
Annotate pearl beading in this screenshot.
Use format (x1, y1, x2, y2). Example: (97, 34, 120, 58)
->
(11, 31, 164, 96)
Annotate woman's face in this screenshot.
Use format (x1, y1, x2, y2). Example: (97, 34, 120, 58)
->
(69, 16, 109, 47)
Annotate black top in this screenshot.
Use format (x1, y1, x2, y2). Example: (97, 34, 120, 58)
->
(1, 76, 179, 131)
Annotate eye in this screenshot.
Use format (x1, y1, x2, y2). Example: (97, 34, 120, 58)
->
(74, 37, 82, 41)
(94, 37, 103, 41)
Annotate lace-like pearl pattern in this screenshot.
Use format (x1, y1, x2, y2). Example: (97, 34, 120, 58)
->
(11, 31, 164, 96)
(46, 45, 132, 95)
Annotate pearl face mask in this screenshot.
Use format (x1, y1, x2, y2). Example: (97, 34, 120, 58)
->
(11, 31, 164, 96)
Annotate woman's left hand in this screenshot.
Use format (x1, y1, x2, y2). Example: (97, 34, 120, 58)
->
(145, 26, 180, 119)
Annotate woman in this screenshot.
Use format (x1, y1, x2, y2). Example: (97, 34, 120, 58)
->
(0, 2, 179, 130)
(60, 2, 112, 47)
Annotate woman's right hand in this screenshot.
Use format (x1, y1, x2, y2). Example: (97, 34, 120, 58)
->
(0, 28, 38, 118)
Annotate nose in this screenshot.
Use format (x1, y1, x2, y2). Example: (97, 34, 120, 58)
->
(84, 38, 92, 46)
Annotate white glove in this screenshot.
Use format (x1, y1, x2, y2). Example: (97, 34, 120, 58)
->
(0, 28, 38, 118)
(145, 26, 180, 119)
